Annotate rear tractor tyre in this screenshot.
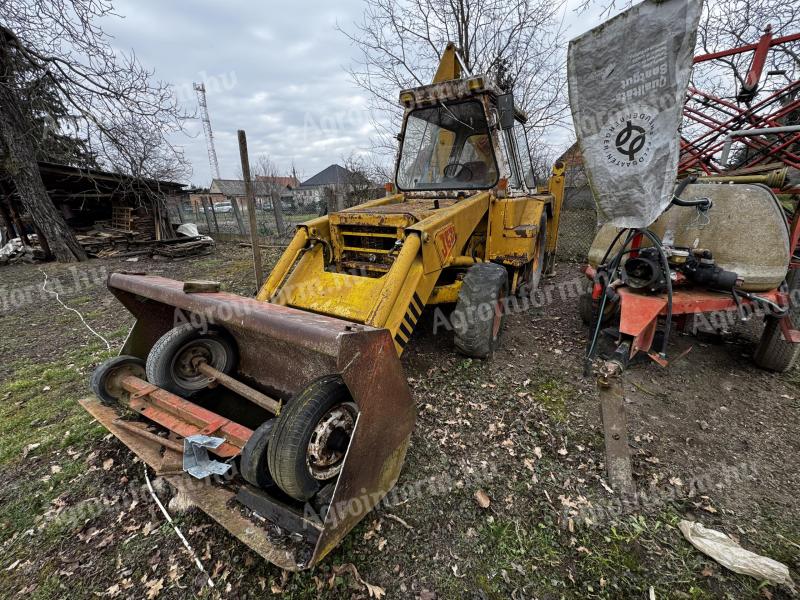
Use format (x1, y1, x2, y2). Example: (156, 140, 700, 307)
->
(453, 263, 509, 359)
(754, 269, 800, 372)
(91, 355, 146, 406)
(145, 323, 238, 397)
(267, 376, 358, 502)
(579, 282, 620, 327)
(239, 419, 277, 489)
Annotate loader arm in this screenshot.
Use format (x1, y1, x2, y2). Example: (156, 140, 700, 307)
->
(257, 191, 492, 354)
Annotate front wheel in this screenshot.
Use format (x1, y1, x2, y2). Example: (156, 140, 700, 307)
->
(452, 262, 509, 358)
(267, 376, 358, 501)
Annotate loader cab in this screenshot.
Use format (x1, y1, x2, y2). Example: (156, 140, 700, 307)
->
(394, 78, 537, 195)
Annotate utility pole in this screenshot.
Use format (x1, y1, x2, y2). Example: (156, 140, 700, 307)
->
(194, 83, 221, 181)
(238, 130, 264, 289)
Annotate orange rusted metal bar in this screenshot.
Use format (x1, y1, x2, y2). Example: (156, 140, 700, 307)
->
(112, 419, 184, 454)
(120, 374, 251, 457)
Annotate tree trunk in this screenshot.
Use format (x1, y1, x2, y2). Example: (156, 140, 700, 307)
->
(11, 159, 87, 261)
(0, 91, 87, 262)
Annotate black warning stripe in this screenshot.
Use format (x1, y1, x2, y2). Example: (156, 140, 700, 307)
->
(411, 292, 423, 316)
(399, 319, 414, 340)
(394, 331, 409, 349)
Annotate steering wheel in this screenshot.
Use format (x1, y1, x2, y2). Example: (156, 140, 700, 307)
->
(443, 162, 473, 181)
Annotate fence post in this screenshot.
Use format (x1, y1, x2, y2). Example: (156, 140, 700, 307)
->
(230, 196, 246, 235)
(199, 196, 214, 233)
(207, 196, 220, 233)
(238, 130, 264, 289)
(271, 190, 285, 235)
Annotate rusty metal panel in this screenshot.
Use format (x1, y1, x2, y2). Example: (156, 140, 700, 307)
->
(102, 273, 417, 569)
(111, 274, 349, 398)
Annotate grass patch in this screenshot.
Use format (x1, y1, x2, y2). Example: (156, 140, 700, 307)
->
(527, 377, 572, 421)
(0, 344, 111, 466)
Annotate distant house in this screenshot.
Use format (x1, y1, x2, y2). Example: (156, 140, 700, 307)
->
(208, 178, 271, 207)
(296, 164, 374, 211)
(254, 175, 301, 210)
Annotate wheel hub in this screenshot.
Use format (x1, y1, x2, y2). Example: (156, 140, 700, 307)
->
(169, 338, 228, 390)
(306, 403, 357, 480)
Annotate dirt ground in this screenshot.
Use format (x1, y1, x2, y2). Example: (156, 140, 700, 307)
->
(0, 242, 798, 599)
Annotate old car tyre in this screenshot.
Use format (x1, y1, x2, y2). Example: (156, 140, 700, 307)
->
(267, 376, 358, 502)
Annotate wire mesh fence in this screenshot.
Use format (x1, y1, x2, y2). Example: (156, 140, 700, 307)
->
(166, 188, 600, 261)
(556, 207, 598, 262)
(167, 198, 326, 243)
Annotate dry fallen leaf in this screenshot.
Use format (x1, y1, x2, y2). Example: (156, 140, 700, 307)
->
(4, 559, 21, 572)
(474, 489, 491, 509)
(333, 563, 386, 599)
(21, 443, 40, 459)
(144, 577, 164, 599)
(102, 458, 114, 471)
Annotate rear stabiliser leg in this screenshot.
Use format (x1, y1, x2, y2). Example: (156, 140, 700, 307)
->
(596, 347, 637, 507)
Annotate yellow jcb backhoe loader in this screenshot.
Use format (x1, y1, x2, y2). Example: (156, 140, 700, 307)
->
(85, 43, 566, 569)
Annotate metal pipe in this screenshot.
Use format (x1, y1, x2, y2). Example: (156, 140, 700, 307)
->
(450, 256, 482, 267)
(196, 362, 281, 415)
(695, 167, 788, 188)
(720, 125, 800, 166)
(113, 419, 184, 453)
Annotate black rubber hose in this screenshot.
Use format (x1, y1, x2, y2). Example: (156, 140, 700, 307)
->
(585, 229, 636, 368)
(671, 175, 712, 210)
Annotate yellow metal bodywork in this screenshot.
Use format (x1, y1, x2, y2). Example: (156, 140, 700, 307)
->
(432, 42, 462, 83)
(256, 46, 569, 356)
(256, 162, 565, 355)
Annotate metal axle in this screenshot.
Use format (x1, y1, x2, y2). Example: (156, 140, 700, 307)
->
(195, 360, 282, 415)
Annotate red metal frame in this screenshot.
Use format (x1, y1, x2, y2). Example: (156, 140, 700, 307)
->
(680, 28, 800, 182)
(583, 265, 797, 359)
(582, 28, 800, 362)
(120, 374, 252, 457)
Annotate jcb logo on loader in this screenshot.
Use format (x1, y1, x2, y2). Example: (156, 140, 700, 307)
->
(434, 223, 457, 263)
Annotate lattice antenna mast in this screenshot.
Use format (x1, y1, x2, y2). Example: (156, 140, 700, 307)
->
(193, 82, 221, 180)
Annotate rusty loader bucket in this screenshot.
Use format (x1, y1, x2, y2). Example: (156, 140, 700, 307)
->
(84, 273, 415, 570)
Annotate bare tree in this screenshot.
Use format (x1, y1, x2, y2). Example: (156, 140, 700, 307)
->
(339, 0, 570, 162)
(340, 151, 379, 206)
(254, 155, 287, 235)
(0, 0, 187, 261)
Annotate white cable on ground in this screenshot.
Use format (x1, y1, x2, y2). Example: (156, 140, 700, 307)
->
(143, 465, 215, 590)
(39, 268, 111, 351)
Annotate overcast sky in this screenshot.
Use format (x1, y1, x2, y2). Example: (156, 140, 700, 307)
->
(103, 0, 609, 186)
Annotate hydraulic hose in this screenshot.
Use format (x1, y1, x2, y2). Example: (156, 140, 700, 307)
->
(671, 175, 712, 210)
